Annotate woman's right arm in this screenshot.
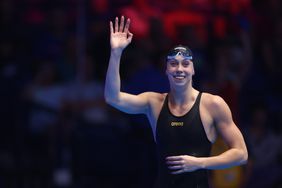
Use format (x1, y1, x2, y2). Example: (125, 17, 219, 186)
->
(104, 16, 150, 114)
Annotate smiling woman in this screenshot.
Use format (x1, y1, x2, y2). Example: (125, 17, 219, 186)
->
(105, 16, 248, 188)
(165, 46, 195, 87)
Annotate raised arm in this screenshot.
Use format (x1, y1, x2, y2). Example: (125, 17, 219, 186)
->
(104, 16, 150, 114)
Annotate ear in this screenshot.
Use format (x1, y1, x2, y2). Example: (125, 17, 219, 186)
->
(165, 64, 169, 75)
(192, 62, 195, 75)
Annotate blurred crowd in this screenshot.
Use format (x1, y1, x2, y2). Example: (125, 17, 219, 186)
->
(0, 0, 282, 187)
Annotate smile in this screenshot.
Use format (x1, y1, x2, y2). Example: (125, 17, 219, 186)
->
(173, 75, 186, 80)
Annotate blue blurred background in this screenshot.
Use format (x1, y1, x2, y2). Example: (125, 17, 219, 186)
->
(0, 0, 282, 187)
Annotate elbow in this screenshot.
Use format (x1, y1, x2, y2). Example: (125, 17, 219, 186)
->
(104, 89, 112, 104)
(239, 148, 248, 165)
(104, 94, 111, 105)
(104, 94, 113, 105)
(243, 151, 248, 165)
(104, 92, 119, 106)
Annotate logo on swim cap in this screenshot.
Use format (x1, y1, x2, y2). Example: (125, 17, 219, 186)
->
(166, 45, 193, 60)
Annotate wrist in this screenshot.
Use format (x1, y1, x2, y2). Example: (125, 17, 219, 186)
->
(199, 157, 207, 169)
(111, 48, 123, 56)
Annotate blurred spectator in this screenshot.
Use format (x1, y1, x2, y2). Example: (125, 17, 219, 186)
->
(22, 60, 64, 187)
(244, 105, 282, 188)
(213, 30, 252, 124)
(62, 56, 108, 126)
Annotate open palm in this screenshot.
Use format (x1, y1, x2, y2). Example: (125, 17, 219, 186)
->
(110, 16, 133, 50)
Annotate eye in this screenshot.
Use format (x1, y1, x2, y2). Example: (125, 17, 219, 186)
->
(182, 60, 190, 67)
(168, 60, 178, 67)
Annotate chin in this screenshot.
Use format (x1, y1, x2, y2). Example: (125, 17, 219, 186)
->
(174, 82, 188, 87)
(169, 80, 188, 87)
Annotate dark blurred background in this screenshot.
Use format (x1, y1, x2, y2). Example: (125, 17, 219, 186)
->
(0, 0, 282, 187)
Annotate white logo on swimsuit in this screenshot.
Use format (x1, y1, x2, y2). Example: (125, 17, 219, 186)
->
(171, 122, 184, 127)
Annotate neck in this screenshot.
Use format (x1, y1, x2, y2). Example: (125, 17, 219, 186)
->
(169, 82, 195, 105)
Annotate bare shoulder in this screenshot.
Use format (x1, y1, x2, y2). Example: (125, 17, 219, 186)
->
(201, 92, 233, 125)
(143, 91, 167, 104)
(201, 92, 231, 119)
(201, 92, 227, 109)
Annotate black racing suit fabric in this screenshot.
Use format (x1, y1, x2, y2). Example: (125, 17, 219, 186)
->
(155, 92, 212, 188)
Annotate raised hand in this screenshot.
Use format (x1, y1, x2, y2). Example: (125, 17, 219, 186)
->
(110, 16, 133, 51)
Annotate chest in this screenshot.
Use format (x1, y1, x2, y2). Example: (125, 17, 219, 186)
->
(155, 106, 212, 157)
(148, 97, 216, 143)
(169, 103, 195, 117)
(157, 104, 205, 139)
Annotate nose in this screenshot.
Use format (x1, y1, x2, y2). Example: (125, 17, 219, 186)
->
(176, 64, 184, 72)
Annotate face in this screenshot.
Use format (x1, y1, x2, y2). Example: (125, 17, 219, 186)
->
(166, 55, 194, 87)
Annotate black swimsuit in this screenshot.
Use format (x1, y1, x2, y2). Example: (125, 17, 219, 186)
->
(155, 92, 212, 188)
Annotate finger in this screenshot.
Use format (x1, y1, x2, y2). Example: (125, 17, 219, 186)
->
(166, 160, 183, 165)
(166, 156, 182, 161)
(115, 17, 119, 32)
(168, 165, 182, 170)
(124, 18, 130, 33)
(110, 21, 113, 34)
(171, 169, 184, 175)
(119, 16, 125, 32)
(127, 32, 133, 43)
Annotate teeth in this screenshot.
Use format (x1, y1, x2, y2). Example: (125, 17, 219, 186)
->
(174, 76, 185, 79)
